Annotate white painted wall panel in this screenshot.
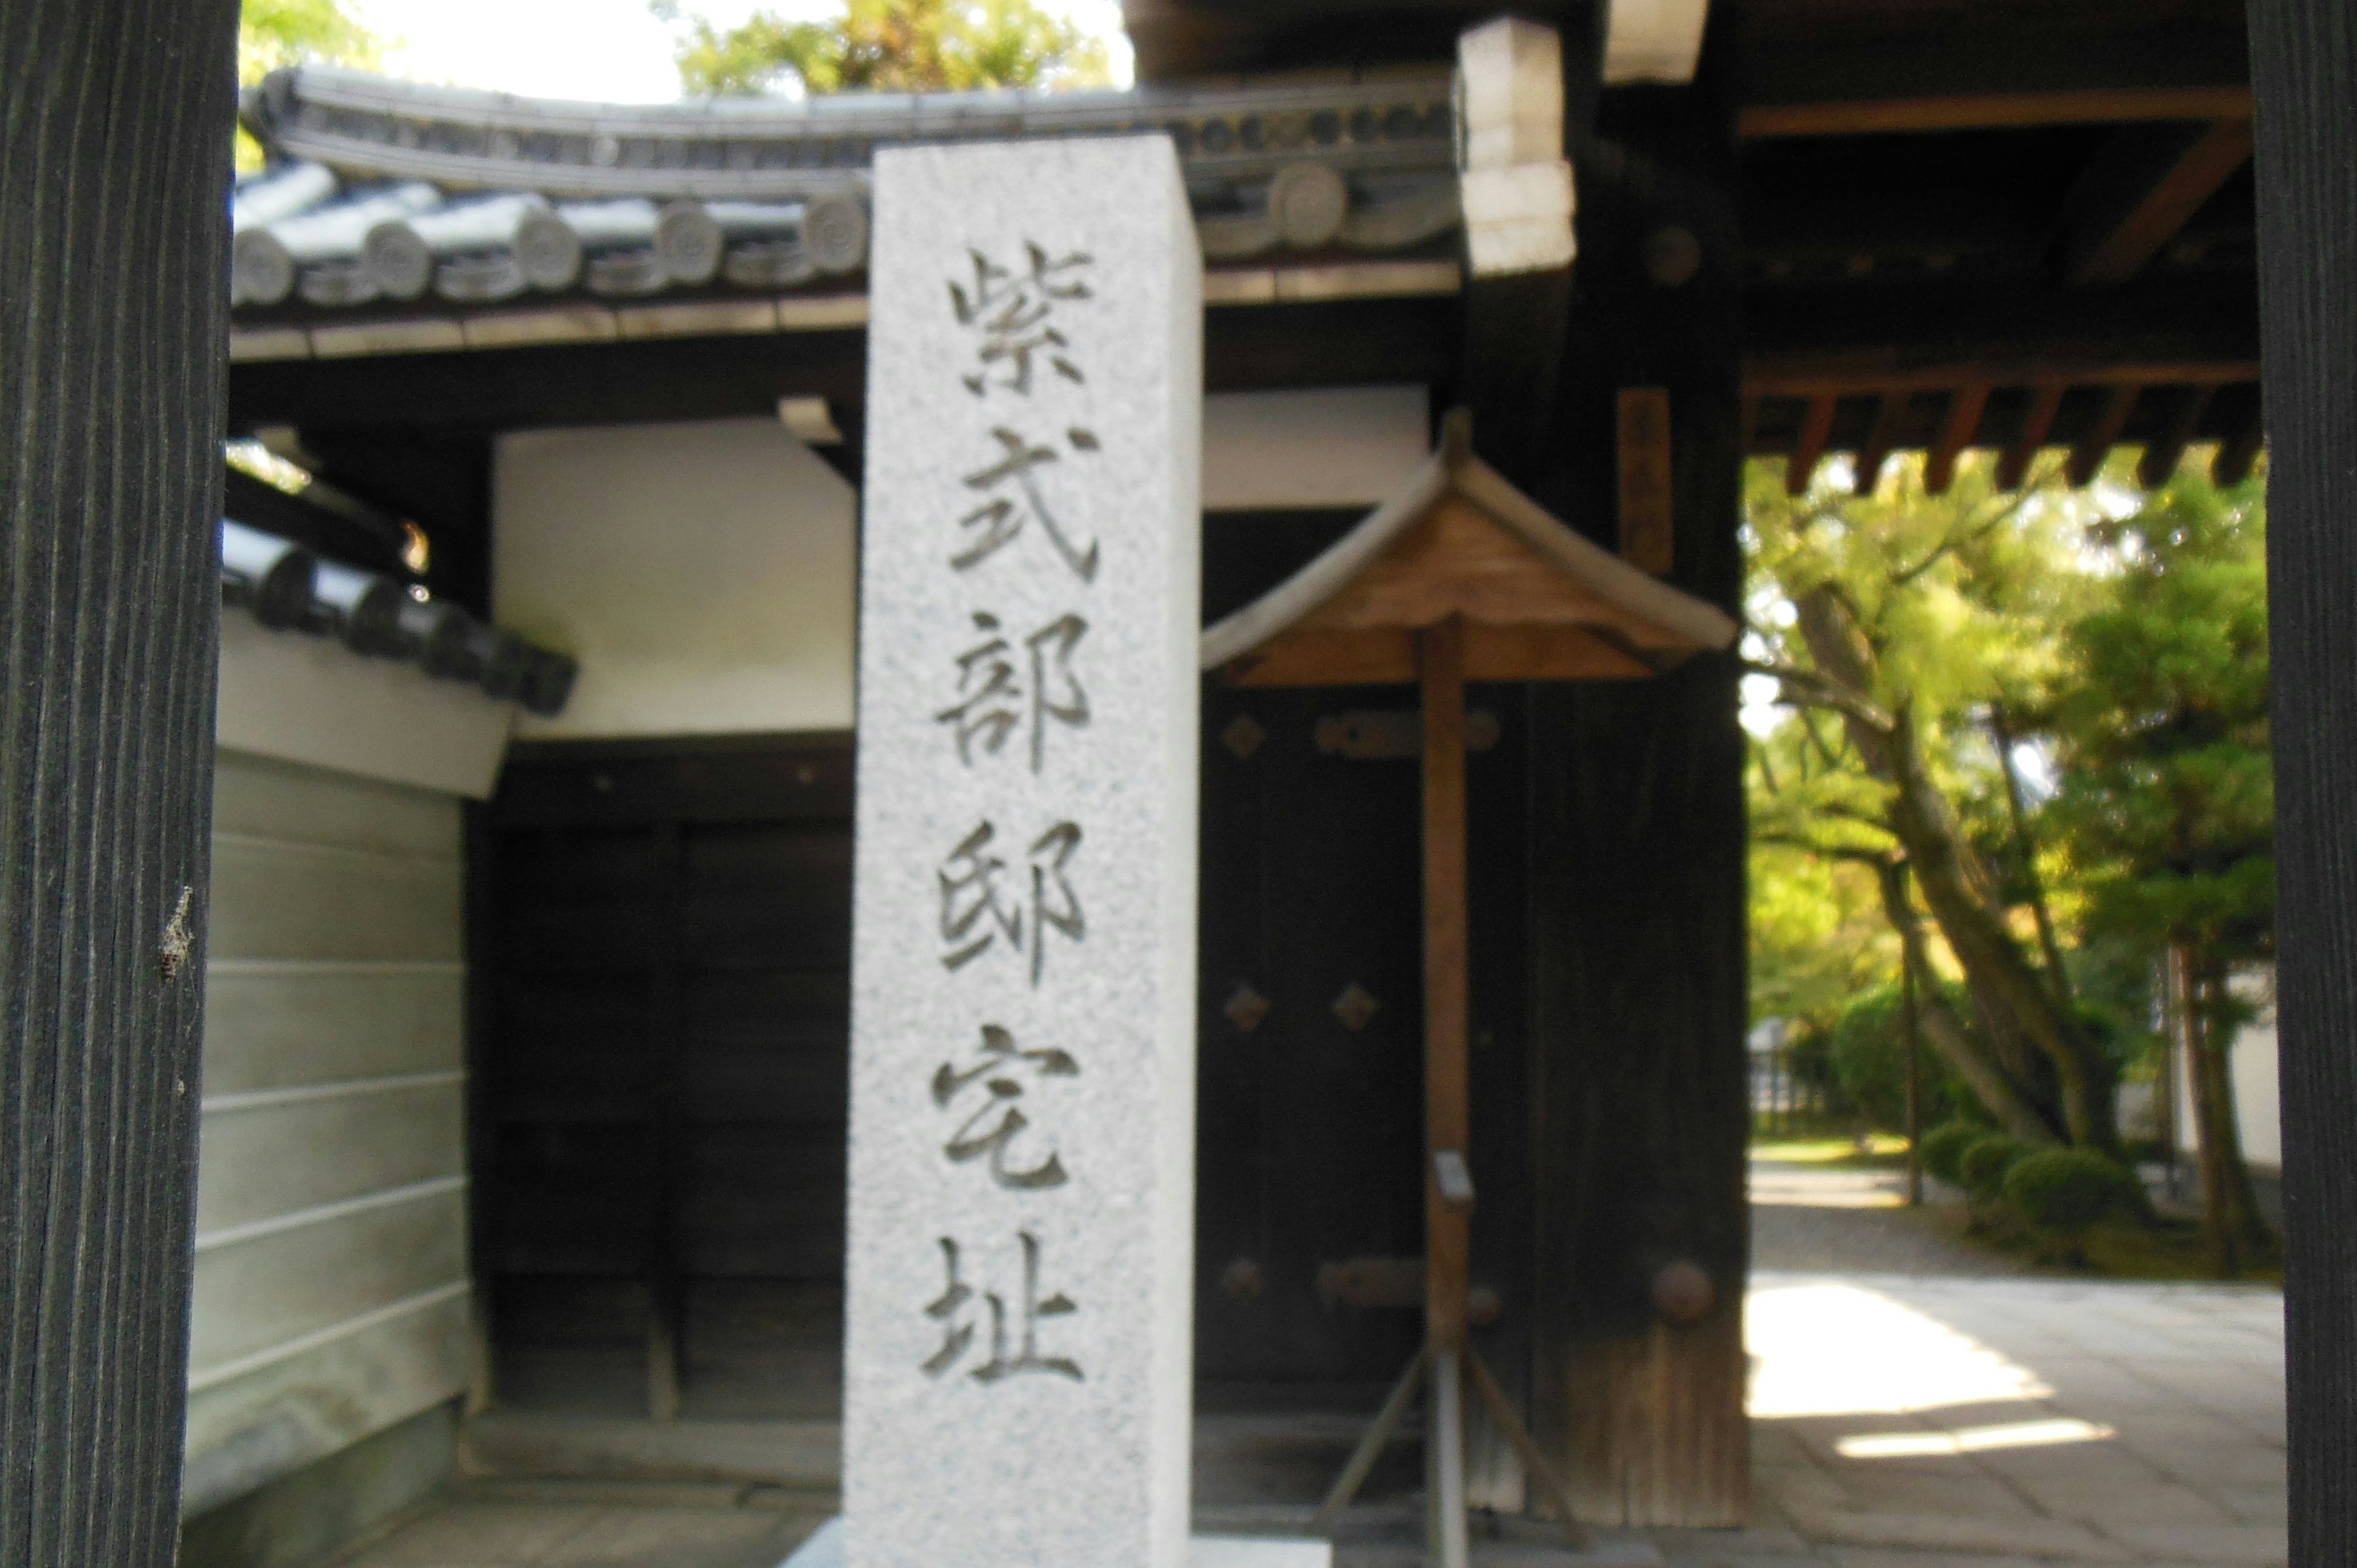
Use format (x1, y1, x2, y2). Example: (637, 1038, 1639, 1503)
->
(196, 1079, 465, 1234)
(494, 416, 859, 740)
(207, 837, 462, 964)
(181, 1289, 473, 1518)
(203, 965, 462, 1098)
(188, 1186, 469, 1378)
(218, 611, 514, 799)
(1201, 385, 1429, 510)
(188, 752, 473, 1518)
(214, 747, 459, 858)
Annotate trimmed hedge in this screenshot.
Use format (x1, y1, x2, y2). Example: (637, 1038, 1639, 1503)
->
(1959, 1134, 2031, 1195)
(1918, 1121, 1983, 1185)
(2003, 1148, 2143, 1238)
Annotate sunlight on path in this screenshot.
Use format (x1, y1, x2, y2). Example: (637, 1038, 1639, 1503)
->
(1746, 1279, 2051, 1418)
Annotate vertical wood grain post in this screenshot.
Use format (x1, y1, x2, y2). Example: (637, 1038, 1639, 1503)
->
(1421, 616, 1472, 1352)
(2248, 0, 2357, 1542)
(1519, 66, 1751, 1529)
(0, 2, 235, 1561)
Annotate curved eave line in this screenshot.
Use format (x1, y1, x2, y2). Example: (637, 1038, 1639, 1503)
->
(261, 135, 878, 203)
(1199, 451, 1450, 670)
(1198, 444, 1740, 674)
(278, 62, 1455, 139)
(1449, 457, 1740, 654)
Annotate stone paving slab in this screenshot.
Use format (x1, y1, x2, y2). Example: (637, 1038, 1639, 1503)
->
(1744, 1159, 2286, 1568)
(333, 1165, 2289, 1568)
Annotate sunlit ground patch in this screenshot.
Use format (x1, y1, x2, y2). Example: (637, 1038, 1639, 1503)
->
(1834, 1417, 2116, 1459)
(1746, 1280, 2054, 1418)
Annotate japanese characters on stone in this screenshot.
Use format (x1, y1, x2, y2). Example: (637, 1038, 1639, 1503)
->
(923, 238, 1103, 1386)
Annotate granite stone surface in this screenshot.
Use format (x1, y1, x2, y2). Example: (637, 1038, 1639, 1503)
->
(783, 1519, 1333, 1568)
(842, 136, 1204, 1568)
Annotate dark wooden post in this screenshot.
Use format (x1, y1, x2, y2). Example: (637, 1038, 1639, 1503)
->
(1422, 616, 1473, 1356)
(2248, 0, 2357, 1554)
(0, 1, 236, 1562)
(1519, 66, 1751, 1527)
(1420, 616, 1472, 1568)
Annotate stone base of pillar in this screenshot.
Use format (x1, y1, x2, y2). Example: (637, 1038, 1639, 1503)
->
(781, 1518, 1331, 1567)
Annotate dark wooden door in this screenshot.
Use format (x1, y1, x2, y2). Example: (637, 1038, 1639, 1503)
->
(1193, 511, 1535, 1410)
(472, 647, 1531, 1422)
(1196, 683, 1430, 1402)
(478, 736, 853, 1419)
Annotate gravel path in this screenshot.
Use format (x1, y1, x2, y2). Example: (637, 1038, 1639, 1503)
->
(1747, 1156, 2030, 1276)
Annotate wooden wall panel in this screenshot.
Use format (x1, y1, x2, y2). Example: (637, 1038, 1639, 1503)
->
(187, 1189, 468, 1377)
(207, 839, 462, 964)
(195, 1081, 464, 1235)
(214, 749, 457, 859)
(203, 967, 463, 1097)
(479, 737, 859, 1421)
(188, 753, 473, 1517)
(180, 1291, 471, 1518)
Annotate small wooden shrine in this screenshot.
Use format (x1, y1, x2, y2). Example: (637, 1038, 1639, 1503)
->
(1202, 409, 1736, 1565)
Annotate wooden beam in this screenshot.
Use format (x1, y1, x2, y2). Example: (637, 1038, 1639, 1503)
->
(1420, 616, 1471, 1353)
(1617, 387, 1675, 574)
(2064, 118, 2256, 285)
(1738, 85, 2254, 140)
(1747, 357, 2260, 400)
(2138, 385, 2217, 489)
(2067, 383, 2144, 485)
(1462, 268, 1573, 489)
(1786, 394, 1837, 496)
(1924, 384, 1989, 494)
(2, 0, 237, 1557)
(1741, 275, 2262, 398)
(1997, 380, 2067, 489)
(1852, 393, 1906, 495)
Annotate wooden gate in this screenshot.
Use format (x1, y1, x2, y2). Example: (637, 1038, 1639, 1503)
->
(477, 736, 853, 1419)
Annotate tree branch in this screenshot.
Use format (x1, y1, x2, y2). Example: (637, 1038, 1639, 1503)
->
(1738, 660, 1897, 734)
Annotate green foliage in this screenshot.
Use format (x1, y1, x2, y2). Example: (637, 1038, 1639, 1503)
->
(1748, 835, 1894, 1027)
(241, 0, 378, 81)
(1824, 983, 1906, 1127)
(1817, 979, 1971, 1130)
(1744, 454, 2123, 1141)
(238, 0, 379, 168)
(1958, 1133, 2030, 1195)
(2003, 1147, 2143, 1238)
(1746, 455, 2100, 788)
(656, 0, 1112, 96)
(1918, 1121, 1984, 1185)
(2045, 469, 2273, 963)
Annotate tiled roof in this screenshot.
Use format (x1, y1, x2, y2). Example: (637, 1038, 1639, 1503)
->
(231, 64, 1463, 332)
(221, 516, 578, 714)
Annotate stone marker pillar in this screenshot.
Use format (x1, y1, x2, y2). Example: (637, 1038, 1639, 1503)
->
(843, 137, 1203, 1568)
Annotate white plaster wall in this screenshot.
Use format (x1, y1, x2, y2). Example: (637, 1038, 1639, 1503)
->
(1201, 385, 1428, 511)
(494, 417, 858, 740)
(217, 611, 514, 798)
(2172, 963, 2282, 1173)
(185, 751, 471, 1518)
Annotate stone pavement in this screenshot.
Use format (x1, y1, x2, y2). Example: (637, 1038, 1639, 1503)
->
(1677, 1153, 2287, 1568)
(327, 1156, 2286, 1568)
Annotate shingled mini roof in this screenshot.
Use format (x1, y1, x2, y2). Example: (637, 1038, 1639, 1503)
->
(1200, 408, 1738, 685)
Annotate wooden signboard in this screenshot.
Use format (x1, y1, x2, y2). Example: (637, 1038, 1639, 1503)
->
(1617, 387, 1675, 576)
